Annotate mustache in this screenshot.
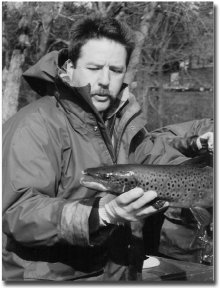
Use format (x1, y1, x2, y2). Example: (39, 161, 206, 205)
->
(91, 89, 112, 97)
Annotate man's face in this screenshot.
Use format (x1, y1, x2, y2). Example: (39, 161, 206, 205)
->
(70, 38, 127, 113)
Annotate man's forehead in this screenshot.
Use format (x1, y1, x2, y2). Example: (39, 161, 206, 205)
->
(79, 38, 127, 65)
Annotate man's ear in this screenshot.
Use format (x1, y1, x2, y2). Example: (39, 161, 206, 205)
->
(67, 59, 74, 75)
(66, 59, 75, 84)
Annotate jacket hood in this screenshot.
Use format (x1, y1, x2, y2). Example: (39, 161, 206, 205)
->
(22, 49, 133, 121)
(23, 49, 68, 96)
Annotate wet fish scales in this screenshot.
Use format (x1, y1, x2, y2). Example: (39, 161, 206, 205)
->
(134, 166, 212, 207)
(80, 164, 213, 208)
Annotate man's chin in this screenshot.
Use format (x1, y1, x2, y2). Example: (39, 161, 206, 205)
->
(92, 99, 111, 113)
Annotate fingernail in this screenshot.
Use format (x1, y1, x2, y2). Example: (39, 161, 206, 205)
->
(137, 187, 144, 195)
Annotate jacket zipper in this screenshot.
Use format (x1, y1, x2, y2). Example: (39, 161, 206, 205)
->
(115, 103, 142, 161)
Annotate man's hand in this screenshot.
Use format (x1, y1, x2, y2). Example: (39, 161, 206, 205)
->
(197, 132, 213, 152)
(98, 188, 169, 226)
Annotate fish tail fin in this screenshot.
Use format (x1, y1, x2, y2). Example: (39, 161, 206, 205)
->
(180, 153, 213, 167)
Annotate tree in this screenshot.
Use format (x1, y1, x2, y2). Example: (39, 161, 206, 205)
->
(2, 2, 33, 123)
(134, 2, 214, 127)
(2, 2, 213, 125)
(2, 2, 64, 122)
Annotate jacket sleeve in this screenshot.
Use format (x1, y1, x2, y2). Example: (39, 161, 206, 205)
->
(2, 112, 95, 248)
(153, 118, 214, 137)
(130, 118, 213, 165)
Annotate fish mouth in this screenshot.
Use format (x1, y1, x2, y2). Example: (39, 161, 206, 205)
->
(80, 171, 110, 191)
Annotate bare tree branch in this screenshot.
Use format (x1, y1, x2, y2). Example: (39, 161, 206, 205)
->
(125, 2, 157, 85)
(58, 13, 75, 22)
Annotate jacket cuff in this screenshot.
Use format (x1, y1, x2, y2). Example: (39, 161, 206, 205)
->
(59, 199, 94, 246)
(89, 197, 101, 234)
(89, 197, 116, 246)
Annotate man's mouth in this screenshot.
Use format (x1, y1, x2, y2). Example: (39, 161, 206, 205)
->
(92, 94, 110, 102)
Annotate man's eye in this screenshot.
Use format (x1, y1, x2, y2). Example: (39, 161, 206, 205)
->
(87, 67, 100, 71)
(111, 69, 123, 74)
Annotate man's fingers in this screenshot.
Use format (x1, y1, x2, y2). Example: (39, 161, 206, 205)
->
(207, 132, 214, 151)
(116, 187, 145, 205)
(198, 132, 214, 151)
(128, 190, 158, 210)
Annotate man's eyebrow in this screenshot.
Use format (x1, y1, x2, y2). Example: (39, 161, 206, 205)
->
(86, 62, 103, 67)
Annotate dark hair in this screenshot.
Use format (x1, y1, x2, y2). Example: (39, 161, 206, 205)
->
(68, 15, 134, 67)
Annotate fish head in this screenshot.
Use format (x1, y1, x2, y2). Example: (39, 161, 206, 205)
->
(80, 165, 137, 194)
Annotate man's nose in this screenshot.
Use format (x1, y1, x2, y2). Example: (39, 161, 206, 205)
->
(98, 68, 110, 87)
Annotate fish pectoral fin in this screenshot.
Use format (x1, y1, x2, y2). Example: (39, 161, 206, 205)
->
(190, 207, 212, 228)
(189, 207, 212, 249)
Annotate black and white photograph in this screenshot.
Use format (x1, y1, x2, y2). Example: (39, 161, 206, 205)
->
(2, 1, 214, 283)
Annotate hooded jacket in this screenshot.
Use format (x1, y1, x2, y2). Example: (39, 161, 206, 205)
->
(2, 49, 148, 281)
(2, 49, 213, 281)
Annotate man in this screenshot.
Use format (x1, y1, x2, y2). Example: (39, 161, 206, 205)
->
(2, 15, 213, 281)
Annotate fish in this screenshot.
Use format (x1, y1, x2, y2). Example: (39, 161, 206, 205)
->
(80, 164, 213, 208)
(80, 162, 213, 278)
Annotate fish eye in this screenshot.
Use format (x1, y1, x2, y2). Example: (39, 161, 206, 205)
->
(103, 174, 111, 179)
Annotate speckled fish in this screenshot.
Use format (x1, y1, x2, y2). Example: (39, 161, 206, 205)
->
(80, 164, 213, 208)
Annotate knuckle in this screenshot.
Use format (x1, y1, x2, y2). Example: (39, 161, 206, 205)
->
(130, 202, 138, 211)
(118, 195, 128, 205)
